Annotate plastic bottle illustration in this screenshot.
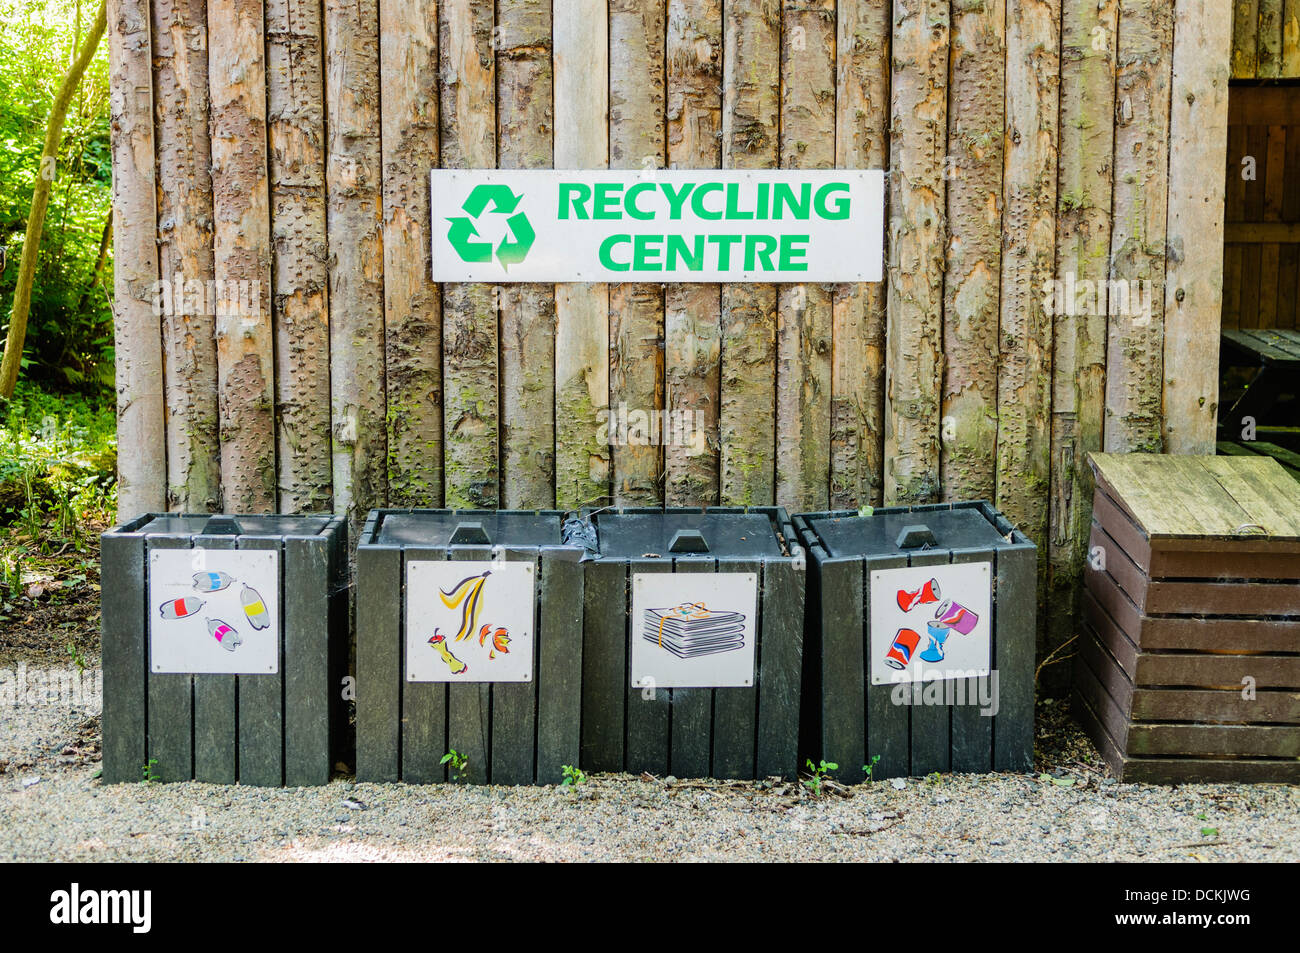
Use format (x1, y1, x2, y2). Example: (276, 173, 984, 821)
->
(206, 618, 242, 652)
(240, 584, 271, 631)
(192, 571, 235, 593)
(158, 597, 204, 620)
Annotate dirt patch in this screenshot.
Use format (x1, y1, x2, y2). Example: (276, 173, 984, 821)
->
(0, 525, 104, 667)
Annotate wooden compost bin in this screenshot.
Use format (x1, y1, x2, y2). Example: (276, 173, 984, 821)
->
(1076, 452, 1300, 783)
(355, 510, 583, 784)
(569, 507, 805, 780)
(101, 514, 348, 785)
(796, 503, 1037, 783)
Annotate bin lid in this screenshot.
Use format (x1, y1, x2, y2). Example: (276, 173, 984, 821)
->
(375, 510, 563, 547)
(137, 514, 334, 537)
(590, 511, 785, 558)
(808, 507, 1007, 558)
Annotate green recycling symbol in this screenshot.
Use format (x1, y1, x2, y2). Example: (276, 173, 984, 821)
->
(446, 184, 535, 270)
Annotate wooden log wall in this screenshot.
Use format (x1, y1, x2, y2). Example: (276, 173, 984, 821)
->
(1233, 0, 1300, 75)
(108, 0, 1231, 674)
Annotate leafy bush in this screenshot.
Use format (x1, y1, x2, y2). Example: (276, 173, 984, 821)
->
(0, 0, 113, 396)
(0, 381, 116, 540)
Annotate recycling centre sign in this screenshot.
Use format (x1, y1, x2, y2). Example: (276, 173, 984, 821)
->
(430, 169, 884, 283)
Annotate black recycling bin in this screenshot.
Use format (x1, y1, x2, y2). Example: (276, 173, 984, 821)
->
(795, 502, 1036, 783)
(100, 513, 348, 786)
(565, 506, 806, 780)
(355, 509, 583, 784)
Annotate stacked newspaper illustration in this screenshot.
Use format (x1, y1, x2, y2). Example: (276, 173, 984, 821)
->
(642, 603, 747, 659)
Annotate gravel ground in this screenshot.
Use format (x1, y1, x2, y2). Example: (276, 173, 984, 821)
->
(2, 666, 1298, 862)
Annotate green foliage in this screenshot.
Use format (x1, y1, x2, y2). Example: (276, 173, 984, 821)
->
(560, 764, 587, 789)
(141, 758, 158, 784)
(0, 381, 116, 545)
(0, 0, 113, 395)
(863, 754, 881, 782)
(440, 749, 468, 779)
(802, 758, 838, 797)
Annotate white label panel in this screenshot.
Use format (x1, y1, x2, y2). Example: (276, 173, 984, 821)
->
(630, 572, 758, 689)
(869, 561, 992, 685)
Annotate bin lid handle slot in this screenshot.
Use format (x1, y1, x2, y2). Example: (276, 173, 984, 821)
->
(450, 521, 492, 545)
(201, 515, 243, 536)
(896, 524, 937, 549)
(668, 529, 710, 554)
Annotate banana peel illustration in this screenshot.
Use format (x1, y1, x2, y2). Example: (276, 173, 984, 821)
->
(439, 571, 491, 642)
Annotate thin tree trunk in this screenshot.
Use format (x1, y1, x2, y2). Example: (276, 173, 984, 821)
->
(152, 0, 220, 512)
(1, 0, 107, 399)
(831, 0, 889, 510)
(380, 0, 443, 507)
(609, 0, 666, 507)
(498, 0, 557, 510)
(440, 0, 499, 509)
(777, 0, 834, 513)
(269, 0, 333, 513)
(720, 0, 779, 508)
(885, 0, 947, 506)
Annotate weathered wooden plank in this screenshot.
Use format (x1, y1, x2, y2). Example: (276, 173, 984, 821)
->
(830, 0, 889, 510)
(907, 549, 950, 775)
(380, 0, 443, 508)
(720, 0, 779, 507)
(712, 557, 758, 779)
(1285, 0, 1300, 75)
(1240, 124, 1266, 328)
(756, 558, 804, 779)
(356, 543, 402, 781)
(444, 546, 491, 783)
(1234, 0, 1260, 76)
(400, 546, 447, 783)
(108, 0, 166, 519)
(669, 559, 713, 778)
(1048, 0, 1117, 694)
(146, 536, 192, 782)
(819, 556, 865, 783)
(101, 529, 147, 783)
(864, 553, 909, 780)
(440, 0, 499, 510)
(237, 535, 283, 786)
(325, 0, 387, 528)
(581, 558, 626, 772)
(996, 0, 1056, 580)
(665, 0, 723, 507)
(152, 0, 220, 513)
(609, 0, 665, 508)
(283, 533, 332, 785)
(775, 0, 834, 513)
(626, 559, 670, 776)
(1162, 0, 1231, 453)
(537, 547, 584, 784)
(192, 533, 237, 784)
(554, 2, 611, 510)
(209, 0, 277, 512)
(885, 0, 947, 506)
(492, 547, 540, 784)
(942, 0, 1003, 504)
(268, 0, 333, 513)
(994, 540, 1037, 770)
(499, 0, 557, 510)
(1260, 0, 1284, 76)
(950, 546, 994, 773)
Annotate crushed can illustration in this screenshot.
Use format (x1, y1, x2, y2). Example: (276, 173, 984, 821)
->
(206, 618, 242, 652)
(885, 627, 922, 670)
(896, 578, 940, 612)
(934, 598, 979, 634)
(240, 584, 271, 630)
(919, 621, 952, 663)
(193, 571, 235, 593)
(159, 597, 205, 620)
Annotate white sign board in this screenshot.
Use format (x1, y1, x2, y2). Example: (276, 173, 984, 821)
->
(405, 560, 535, 683)
(869, 562, 992, 685)
(149, 549, 279, 674)
(430, 169, 884, 283)
(630, 572, 758, 689)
